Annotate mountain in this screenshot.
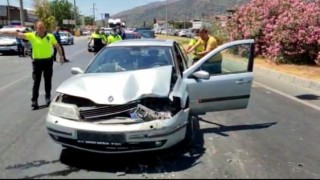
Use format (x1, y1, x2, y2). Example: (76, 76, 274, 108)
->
(111, 0, 251, 27)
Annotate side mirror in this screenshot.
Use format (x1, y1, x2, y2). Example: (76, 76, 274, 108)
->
(191, 70, 210, 80)
(71, 67, 84, 75)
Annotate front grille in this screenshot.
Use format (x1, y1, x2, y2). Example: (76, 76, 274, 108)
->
(50, 134, 166, 152)
(79, 102, 138, 120)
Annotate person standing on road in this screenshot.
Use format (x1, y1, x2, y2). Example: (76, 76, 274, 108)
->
(0, 21, 65, 110)
(187, 26, 222, 74)
(16, 31, 25, 57)
(53, 26, 69, 62)
(107, 28, 122, 45)
(89, 28, 107, 55)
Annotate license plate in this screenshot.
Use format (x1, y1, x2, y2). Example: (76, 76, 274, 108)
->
(77, 131, 126, 144)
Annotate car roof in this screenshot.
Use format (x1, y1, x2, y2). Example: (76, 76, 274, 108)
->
(108, 39, 175, 47)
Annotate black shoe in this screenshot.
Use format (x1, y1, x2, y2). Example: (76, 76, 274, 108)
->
(45, 98, 51, 106)
(64, 59, 70, 62)
(31, 101, 39, 110)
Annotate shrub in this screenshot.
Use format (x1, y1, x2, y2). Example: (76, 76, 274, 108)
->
(226, 0, 320, 65)
(209, 20, 228, 45)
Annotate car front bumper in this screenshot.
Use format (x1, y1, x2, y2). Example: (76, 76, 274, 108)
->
(60, 39, 71, 45)
(46, 109, 189, 154)
(0, 45, 17, 52)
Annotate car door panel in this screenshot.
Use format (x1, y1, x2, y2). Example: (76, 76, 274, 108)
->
(187, 72, 253, 114)
(183, 39, 255, 115)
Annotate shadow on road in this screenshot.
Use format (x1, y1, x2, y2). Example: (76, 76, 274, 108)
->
(0, 52, 19, 56)
(296, 94, 320, 101)
(200, 118, 277, 137)
(5, 119, 277, 178)
(58, 124, 205, 175)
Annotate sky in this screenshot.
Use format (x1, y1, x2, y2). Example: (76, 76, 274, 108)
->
(0, 0, 165, 19)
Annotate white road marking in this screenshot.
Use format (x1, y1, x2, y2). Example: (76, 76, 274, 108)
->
(0, 49, 86, 93)
(254, 81, 320, 112)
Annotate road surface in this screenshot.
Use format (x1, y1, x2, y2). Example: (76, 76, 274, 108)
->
(0, 37, 319, 179)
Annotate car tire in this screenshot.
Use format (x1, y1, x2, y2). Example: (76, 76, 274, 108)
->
(182, 115, 200, 148)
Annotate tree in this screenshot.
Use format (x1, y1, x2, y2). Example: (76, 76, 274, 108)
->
(227, 0, 320, 65)
(84, 16, 94, 26)
(33, 0, 55, 31)
(49, 0, 78, 28)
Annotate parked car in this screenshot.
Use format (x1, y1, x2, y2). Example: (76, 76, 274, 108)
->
(83, 30, 91, 36)
(136, 30, 156, 39)
(46, 38, 255, 154)
(174, 29, 180, 36)
(161, 30, 167, 35)
(178, 29, 189, 37)
(125, 31, 141, 39)
(0, 27, 32, 54)
(0, 34, 18, 54)
(60, 31, 74, 45)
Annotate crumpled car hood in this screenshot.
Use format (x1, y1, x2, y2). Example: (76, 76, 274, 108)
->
(56, 65, 173, 104)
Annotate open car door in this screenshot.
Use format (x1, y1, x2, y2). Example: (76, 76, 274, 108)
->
(183, 39, 255, 115)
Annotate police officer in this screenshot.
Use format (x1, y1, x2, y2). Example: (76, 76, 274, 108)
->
(185, 29, 204, 66)
(0, 21, 64, 110)
(89, 28, 107, 55)
(107, 28, 122, 45)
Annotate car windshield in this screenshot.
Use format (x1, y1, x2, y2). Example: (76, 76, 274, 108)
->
(86, 46, 173, 73)
(59, 32, 68, 37)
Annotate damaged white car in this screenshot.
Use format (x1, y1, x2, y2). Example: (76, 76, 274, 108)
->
(46, 39, 255, 153)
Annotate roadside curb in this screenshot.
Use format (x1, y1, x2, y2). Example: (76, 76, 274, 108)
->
(253, 66, 320, 92)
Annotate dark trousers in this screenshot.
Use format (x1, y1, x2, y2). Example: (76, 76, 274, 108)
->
(93, 45, 104, 55)
(53, 43, 65, 61)
(31, 59, 53, 102)
(17, 44, 24, 56)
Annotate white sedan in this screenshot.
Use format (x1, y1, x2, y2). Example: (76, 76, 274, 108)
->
(46, 38, 255, 154)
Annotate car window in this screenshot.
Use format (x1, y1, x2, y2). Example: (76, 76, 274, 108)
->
(59, 32, 68, 37)
(173, 44, 187, 75)
(86, 46, 174, 73)
(177, 43, 190, 68)
(200, 44, 253, 76)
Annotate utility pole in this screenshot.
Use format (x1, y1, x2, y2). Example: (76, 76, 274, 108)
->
(91, 3, 97, 26)
(74, 0, 77, 29)
(100, 13, 105, 27)
(19, 0, 25, 26)
(165, 0, 168, 36)
(7, 0, 11, 25)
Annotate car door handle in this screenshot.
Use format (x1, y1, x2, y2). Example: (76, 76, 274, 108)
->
(236, 80, 251, 84)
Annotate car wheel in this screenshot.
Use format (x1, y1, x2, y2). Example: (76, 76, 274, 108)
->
(182, 115, 200, 147)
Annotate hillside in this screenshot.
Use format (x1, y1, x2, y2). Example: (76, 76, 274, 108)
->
(111, 0, 251, 27)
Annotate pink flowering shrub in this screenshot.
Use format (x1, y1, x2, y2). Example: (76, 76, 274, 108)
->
(226, 0, 320, 65)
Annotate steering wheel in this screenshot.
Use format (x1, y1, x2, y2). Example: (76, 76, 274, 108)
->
(152, 61, 167, 67)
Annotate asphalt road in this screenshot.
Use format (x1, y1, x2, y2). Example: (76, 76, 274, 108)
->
(0, 37, 320, 179)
